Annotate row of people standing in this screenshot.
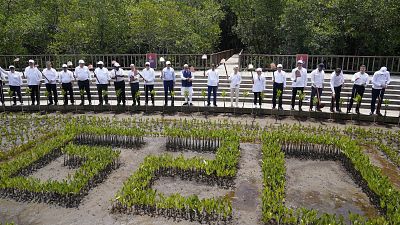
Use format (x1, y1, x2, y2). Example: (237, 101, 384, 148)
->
(0, 59, 392, 115)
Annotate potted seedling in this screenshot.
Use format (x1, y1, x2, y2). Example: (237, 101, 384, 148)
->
(25, 87, 31, 106)
(7, 89, 13, 107)
(201, 89, 207, 106)
(61, 89, 66, 107)
(242, 90, 249, 108)
(221, 90, 227, 109)
(135, 90, 141, 108)
(150, 89, 156, 106)
(275, 89, 282, 120)
(115, 89, 122, 106)
(383, 99, 390, 124)
(170, 91, 175, 107)
(297, 90, 305, 113)
(182, 90, 189, 113)
(102, 90, 109, 111)
(44, 90, 49, 106)
(354, 94, 362, 123)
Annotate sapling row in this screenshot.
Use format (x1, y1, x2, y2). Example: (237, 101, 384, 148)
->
(75, 134, 144, 148)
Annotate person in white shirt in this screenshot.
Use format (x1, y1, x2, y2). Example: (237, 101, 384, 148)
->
(0, 67, 5, 106)
(59, 64, 75, 105)
(309, 63, 325, 111)
(42, 61, 59, 105)
(330, 68, 345, 113)
(207, 64, 219, 107)
(111, 63, 126, 106)
(161, 61, 176, 106)
(291, 60, 308, 111)
(128, 64, 140, 106)
(370, 66, 391, 116)
(3, 65, 24, 106)
(25, 59, 42, 105)
(75, 60, 92, 105)
(181, 64, 194, 106)
(272, 64, 286, 110)
(142, 62, 156, 106)
(229, 66, 241, 108)
(252, 68, 266, 108)
(94, 61, 111, 105)
(347, 65, 370, 114)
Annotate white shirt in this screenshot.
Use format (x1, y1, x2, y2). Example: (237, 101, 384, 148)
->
(25, 66, 42, 85)
(128, 70, 140, 83)
(291, 67, 307, 87)
(273, 70, 286, 87)
(59, 70, 74, 83)
(330, 72, 345, 93)
(75, 66, 91, 81)
(372, 70, 390, 90)
(229, 72, 241, 88)
(94, 67, 111, 84)
(352, 72, 370, 86)
(310, 69, 325, 88)
(42, 68, 58, 84)
(162, 67, 175, 81)
(207, 69, 219, 86)
(0, 68, 23, 86)
(142, 68, 156, 85)
(252, 74, 266, 92)
(111, 69, 125, 82)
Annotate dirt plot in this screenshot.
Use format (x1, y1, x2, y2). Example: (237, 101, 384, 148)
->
(29, 155, 78, 182)
(285, 158, 379, 222)
(0, 139, 263, 225)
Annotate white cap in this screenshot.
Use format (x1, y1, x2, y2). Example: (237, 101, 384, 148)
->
(183, 64, 189, 67)
(277, 64, 283, 68)
(380, 67, 387, 73)
(166, 61, 171, 65)
(114, 63, 120, 67)
(9, 65, 15, 68)
(145, 62, 150, 65)
(130, 64, 135, 67)
(297, 60, 304, 64)
(97, 61, 104, 65)
(233, 65, 239, 69)
(256, 68, 262, 72)
(62, 64, 68, 68)
(28, 59, 34, 63)
(78, 60, 85, 64)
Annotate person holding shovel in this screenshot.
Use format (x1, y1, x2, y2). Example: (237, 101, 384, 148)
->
(59, 64, 75, 105)
(25, 59, 42, 105)
(370, 67, 390, 116)
(0, 65, 23, 106)
(330, 68, 345, 113)
(309, 63, 325, 112)
(347, 65, 370, 114)
(42, 61, 59, 105)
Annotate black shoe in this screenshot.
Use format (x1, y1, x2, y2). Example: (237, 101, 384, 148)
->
(71, 102, 74, 106)
(171, 103, 174, 107)
(377, 112, 383, 116)
(290, 107, 295, 111)
(55, 102, 58, 106)
(356, 110, 360, 115)
(330, 108, 334, 113)
(117, 103, 121, 106)
(278, 107, 283, 111)
(12, 103, 16, 106)
(272, 107, 276, 110)
(63, 102, 68, 106)
(105, 102, 110, 105)
(31, 102, 35, 106)
(336, 109, 342, 113)
(152, 103, 155, 106)
(48, 103, 53, 106)
(189, 103, 193, 106)
(299, 108, 302, 112)
(164, 103, 168, 107)
(369, 111, 373, 115)
(346, 110, 350, 114)
(123, 103, 126, 106)
(183, 102, 188, 106)
(98, 103, 103, 106)
(79, 102, 84, 106)
(317, 108, 322, 112)
(89, 102, 92, 106)
(214, 104, 218, 107)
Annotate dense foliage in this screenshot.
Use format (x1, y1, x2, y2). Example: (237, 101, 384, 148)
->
(1, 0, 399, 55)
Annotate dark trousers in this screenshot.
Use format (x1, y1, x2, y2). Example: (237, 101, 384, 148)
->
(253, 92, 262, 105)
(310, 86, 323, 109)
(272, 82, 284, 108)
(45, 83, 58, 104)
(207, 86, 218, 106)
(331, 85, 342, 111)
(348, 84, 365, 112)
(29, 85, 40, 105)
(96, 84, 108, 104)
(163, 80, 174, 105)
(0, 83, 4, 104)
(371, 88, 385, 113)
(62, 83, 74, 104)
(130, 83, 140, 105)
(291, 87, 304, 109)
(10, 86, 22, 104)
(144, 84, 154, 105)
(78, 80, 91, 104)
(114, 81, 126, 105)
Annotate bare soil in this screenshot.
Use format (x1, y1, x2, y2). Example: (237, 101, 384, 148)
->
(29, 155, 78, 182)
(285, 158, 379, 222)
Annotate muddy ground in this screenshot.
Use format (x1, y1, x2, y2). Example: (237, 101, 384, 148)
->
(1, 113, 399, 225)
